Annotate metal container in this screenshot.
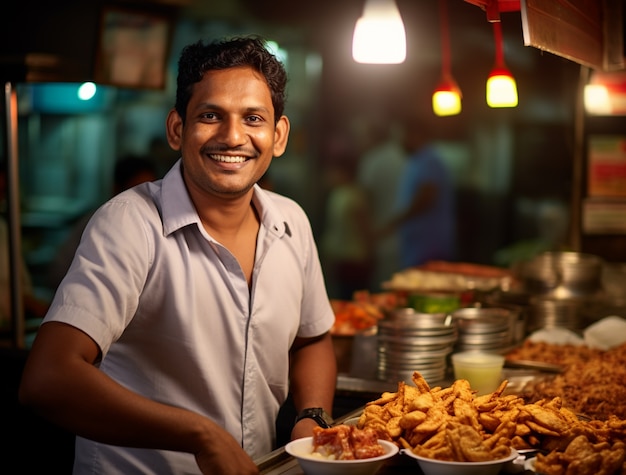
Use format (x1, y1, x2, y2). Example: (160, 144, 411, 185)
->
(527, 296, 583, 333)
(518, 252, 604, 298)
(377, 308, 456, 385)
(452, 306, 517, 353)
(482, 289, 529, 342)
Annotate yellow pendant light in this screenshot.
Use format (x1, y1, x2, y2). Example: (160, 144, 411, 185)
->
(432, 0, 462, 116)
(352, 0, 406, 64)
(486, 21, 518, 108)
(433, 79, 462, 116)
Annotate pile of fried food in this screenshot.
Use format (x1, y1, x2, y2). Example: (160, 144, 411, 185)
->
(356, 371, 626, 474)
(507, 340, 626, 421)
(311, 424, 385, 460)
(330, 299, 385, 336)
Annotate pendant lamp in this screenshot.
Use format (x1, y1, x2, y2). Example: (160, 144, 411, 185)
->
(486, 21, 518, 108)
(352, 0, 406, 64)
(432, 0, 462, 116)
(584, 70, 613, 115)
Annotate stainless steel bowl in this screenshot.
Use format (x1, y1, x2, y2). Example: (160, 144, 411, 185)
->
(517, 252, 604, 298)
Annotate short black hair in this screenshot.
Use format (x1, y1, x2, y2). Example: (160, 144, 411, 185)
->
(174, 36, 288, 124)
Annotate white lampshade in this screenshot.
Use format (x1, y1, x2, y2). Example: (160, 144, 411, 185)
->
(352, 0, 406, 64)
(584, 84, 611, 115)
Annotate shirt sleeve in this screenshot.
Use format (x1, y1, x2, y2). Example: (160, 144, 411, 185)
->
(44, 196, 153, 356)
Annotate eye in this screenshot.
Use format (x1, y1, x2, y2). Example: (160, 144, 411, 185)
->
(246, 115, 264, 124)
(200, 112, 219, 121)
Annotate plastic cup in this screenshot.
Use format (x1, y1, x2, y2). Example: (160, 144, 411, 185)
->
(451, 351, 505, 395)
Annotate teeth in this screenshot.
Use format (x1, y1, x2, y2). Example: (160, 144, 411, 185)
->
(210, 154, 247, 163)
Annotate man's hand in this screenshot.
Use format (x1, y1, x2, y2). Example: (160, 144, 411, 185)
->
(194, 432, 259, 475)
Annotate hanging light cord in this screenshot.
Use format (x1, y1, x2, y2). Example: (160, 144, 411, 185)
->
(492, 21, 505, 67)
(439, 0, 452, 79)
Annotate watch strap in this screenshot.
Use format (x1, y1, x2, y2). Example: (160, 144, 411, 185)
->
(294, 407, 333, 428)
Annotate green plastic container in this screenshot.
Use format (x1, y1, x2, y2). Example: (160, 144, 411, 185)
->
(408, 292, 461, 314)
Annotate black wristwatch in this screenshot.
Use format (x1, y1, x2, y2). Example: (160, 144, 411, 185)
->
(294, 407, 333, 428)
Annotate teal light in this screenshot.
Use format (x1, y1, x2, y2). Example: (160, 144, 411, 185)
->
(266, 41, 288, 67)
(77, 82, 97, 101)
(32, 83, 113, 113)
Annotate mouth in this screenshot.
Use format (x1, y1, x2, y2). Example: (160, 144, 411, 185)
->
(208, 154, 250, 164)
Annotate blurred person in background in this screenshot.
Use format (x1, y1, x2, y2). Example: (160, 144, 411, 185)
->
(19, 36, 336, 475)
(380, 115, 457, 269)
(47, 155, 158, 290)
(355, 117, 406, 290)
(320, 135, 373, 300)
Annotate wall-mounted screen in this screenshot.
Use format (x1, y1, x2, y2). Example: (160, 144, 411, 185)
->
(94, 6, 173, 90)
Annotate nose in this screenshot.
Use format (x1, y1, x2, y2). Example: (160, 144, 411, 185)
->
(215, 118, 246, 147)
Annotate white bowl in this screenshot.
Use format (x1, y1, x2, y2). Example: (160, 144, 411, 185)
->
(402, 448, 519, 475)
(285, 436, 399, 475)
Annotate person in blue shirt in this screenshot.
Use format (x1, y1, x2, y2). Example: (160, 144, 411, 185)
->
(380, 115, 457, 269)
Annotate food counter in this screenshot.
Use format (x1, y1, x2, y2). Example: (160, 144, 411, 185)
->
(312, 258, 626, 475)
(263, 366, 554, 475)
(257, 449, 534, 474)
(260, 350, 626, 474)
(257, 408, 535, 475)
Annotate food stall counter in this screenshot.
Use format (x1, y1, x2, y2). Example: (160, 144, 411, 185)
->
(258, 407, 536, 475)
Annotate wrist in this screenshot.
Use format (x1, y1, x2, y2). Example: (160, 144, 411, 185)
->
(294, 407, 333, 429)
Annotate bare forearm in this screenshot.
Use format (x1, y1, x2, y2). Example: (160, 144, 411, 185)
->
(22, 358, 259, 474)
(42, 368, 213, 452)
(20, 323, 217, 455)
(289, 332, 337, 414)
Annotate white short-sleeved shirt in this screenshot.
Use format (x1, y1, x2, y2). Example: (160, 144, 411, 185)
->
(44, 160, 334, 474)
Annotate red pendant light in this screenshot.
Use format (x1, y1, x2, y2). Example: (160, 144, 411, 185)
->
(486, 21, 518, 108)
(432, 0, 462, 116)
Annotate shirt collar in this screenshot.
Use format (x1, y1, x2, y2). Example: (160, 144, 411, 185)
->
(159, 159, 289, 238)
(251, 183, 290, 238)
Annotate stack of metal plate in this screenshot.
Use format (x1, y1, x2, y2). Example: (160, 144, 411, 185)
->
(513, 252, 606, 333)
(527, 296, 583, 333)
(452, 307, 516, 353)
(377, 308, 457, 385)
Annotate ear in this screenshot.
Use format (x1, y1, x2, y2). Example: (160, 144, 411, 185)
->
(165, 109, 183, 151)
(272, 115, 290, 157)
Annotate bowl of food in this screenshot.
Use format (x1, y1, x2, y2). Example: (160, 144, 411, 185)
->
(285, 425, 399, 475)
(401, 447, 520, 475)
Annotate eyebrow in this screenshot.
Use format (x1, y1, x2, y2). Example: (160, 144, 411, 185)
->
(195, 102, 272, 116)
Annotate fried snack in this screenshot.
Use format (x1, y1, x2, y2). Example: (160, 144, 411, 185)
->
(442, 422, 510, 462)
(508, 341, 626, 421)
(357, 370, 626, 473)
(312, 424, 385, 460)
(506, 340, 603, 367)
(359, 373, 516, 462)
(534, 435, 626, 475)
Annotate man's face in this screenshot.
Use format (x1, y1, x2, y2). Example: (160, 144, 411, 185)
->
(167, 66, 289, 201)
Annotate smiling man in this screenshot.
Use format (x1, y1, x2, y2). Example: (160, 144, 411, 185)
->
(19, 37, 337, 475)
